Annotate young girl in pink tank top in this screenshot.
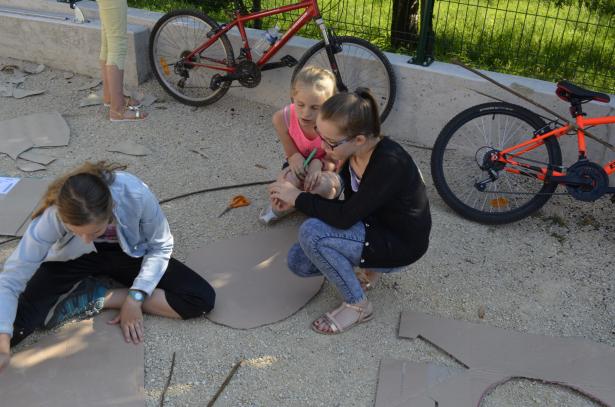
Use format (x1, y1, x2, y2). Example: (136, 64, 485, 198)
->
(260, 66, 341, 224)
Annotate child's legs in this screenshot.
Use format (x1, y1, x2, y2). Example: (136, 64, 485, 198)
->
(287, 242, 322, 278)
(310, 171, 342, 199)
(97, 0, 128, 70)
(12, 253, 106, 346)
(296, 218, 366, 304)
(99, 245, 215, 319)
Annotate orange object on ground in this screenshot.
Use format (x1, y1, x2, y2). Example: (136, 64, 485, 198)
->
(218, 195, 250, 217)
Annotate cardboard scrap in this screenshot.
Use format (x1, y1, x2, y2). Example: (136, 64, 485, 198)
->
(75, 80, 101, 91)
(107, 140, 150, 156)
(24, 63, 46, 74)
(0, 177, 50, 236)
(19, 150, 57, 165)
(0, 111, 70, 159)
(185, 227, 324, 329)
(16, 159, 46, 172)
(12, 88, 46, 99)
(2, 311, 144, 407)
(79, 92, 104, 107)
(380, 311, 615, 407)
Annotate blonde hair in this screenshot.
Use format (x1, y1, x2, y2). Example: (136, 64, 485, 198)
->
(319, 87, 381, 140)
(32, 161, 126, 225)
(291, 65, 336, 99)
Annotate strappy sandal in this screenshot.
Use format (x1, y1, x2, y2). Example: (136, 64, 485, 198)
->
(104, 96, 142, 109)
(109, 107, 147, 122)
(311, 301, 374, 335)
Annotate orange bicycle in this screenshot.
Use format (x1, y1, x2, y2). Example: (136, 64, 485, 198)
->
(148, 0, 396, 121)
(430, 81, 614, 224)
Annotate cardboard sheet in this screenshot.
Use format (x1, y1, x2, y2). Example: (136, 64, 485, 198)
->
(107, 140, 150, 156)
(186, 227, 324, 329)
(2, 311, 144, 407)
(16, 159, 46, 172)
(19, 149, 57, 165)
(0, 177, 50, 236)
(0, 112, 69, 159)
(385, 311, 615, 406)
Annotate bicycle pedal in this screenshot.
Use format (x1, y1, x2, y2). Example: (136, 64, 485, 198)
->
(281, 55, 298, 67)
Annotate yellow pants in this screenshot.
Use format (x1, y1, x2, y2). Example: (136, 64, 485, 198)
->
(98, 0, 128, 70)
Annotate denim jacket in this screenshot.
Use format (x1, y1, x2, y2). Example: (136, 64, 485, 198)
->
(0, 172, 173, 336)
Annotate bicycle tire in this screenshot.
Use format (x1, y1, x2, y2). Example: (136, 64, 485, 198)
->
(294, 36, 396, 123)
(431, 102, 562, 224)
(149, 9, 235, 106)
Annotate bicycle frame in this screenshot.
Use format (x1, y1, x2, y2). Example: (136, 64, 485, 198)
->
(183, 0, 326, 71)
(498, 113, 615, 181)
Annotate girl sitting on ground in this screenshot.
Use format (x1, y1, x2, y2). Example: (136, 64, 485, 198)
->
(260, 65, 340, 224)
(269, 89, 431, 334)
(0, 161, 215, 373)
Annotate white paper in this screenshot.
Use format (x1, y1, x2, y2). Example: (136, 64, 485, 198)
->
(0, 177, 20, 194)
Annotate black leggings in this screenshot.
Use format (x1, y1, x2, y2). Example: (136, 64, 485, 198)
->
(12, 243, 215, 346)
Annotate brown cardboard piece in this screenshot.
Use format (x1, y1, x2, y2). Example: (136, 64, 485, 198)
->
(0, 177, 50, 236)
(0, 111, 69, 159)
(185, 227, 324, 329)
(380, 311, 615, 406)
(1, 311, 144, 407)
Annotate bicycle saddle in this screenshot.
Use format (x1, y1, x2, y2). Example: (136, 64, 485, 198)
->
(556, 80, 610, 104)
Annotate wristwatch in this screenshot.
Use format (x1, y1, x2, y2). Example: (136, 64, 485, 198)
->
(128, 289, 146, 302)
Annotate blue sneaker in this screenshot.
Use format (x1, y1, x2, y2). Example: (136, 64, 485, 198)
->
(45, 277, 109, 329)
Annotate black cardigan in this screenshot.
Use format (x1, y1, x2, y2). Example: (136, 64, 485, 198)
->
(295, 137, 431, 268)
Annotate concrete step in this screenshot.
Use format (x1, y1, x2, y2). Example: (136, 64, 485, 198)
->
(0, 4, 150, 86)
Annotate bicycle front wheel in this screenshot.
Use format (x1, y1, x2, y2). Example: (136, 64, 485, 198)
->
(294, 36, 396, 123)
(149, 9, 235, 106)
(431, 102, 562, 224)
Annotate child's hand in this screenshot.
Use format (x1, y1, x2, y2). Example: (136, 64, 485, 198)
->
(288, 153, 306, 180)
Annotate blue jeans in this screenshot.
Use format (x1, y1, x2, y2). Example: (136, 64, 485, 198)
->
(288, 218, 398, 304)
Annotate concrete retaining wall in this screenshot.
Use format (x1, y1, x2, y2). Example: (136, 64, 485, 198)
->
(1, 0, 614, 167)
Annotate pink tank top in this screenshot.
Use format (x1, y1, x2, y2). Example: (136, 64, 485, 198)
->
(285, 104, 326, 160)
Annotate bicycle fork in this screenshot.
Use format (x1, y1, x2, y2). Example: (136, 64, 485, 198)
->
(314, 18, 347, 92)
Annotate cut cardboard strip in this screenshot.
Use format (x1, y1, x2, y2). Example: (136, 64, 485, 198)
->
(392, 311, 615, 406)
(12, 88, 46, 99)
(107, 140, 150, 156)
(0, 177, 50, 236)
(19, 150, 57, 165)
(0, 112, 69, 159)
(16, 159, 46, 172)
(24, 63, 46, 74)
(186, 227, 324, 329)
(75, 80, 102, 91)
(79, 92, 104, 107)
(2, 311, 144, 407)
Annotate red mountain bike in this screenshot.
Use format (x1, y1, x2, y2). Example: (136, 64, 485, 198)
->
(148, 0, 397, 121)
(431, 81, 615, 224)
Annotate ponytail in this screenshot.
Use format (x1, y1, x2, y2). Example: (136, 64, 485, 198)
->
(32, 161, 126, 225)
(319, 88, 381, 139)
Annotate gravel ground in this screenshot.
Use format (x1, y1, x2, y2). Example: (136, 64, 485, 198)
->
(1, 56, 614, 406)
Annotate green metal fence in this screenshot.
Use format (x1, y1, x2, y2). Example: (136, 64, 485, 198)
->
(428, 0, 615, 94)
(258, 0, 615, 94)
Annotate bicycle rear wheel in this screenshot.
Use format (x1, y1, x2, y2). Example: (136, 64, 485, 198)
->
(294, 36, 396, 123)
(149, 9, 235, 106)
(431, 102, 562, 224)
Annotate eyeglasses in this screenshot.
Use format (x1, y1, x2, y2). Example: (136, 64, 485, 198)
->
(315, 127, 353, 150)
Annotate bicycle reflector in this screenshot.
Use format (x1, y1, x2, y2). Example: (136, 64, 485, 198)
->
(160, 58, 170, 76)
(490, 197, 509, 208)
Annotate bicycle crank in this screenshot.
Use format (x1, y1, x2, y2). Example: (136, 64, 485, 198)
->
(564, 161, 609, 201)
(210, 61, 261, 90)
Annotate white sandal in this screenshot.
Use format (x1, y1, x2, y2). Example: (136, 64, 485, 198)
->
(311, 301, 374, 335)
(110, 107, 146, 122)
